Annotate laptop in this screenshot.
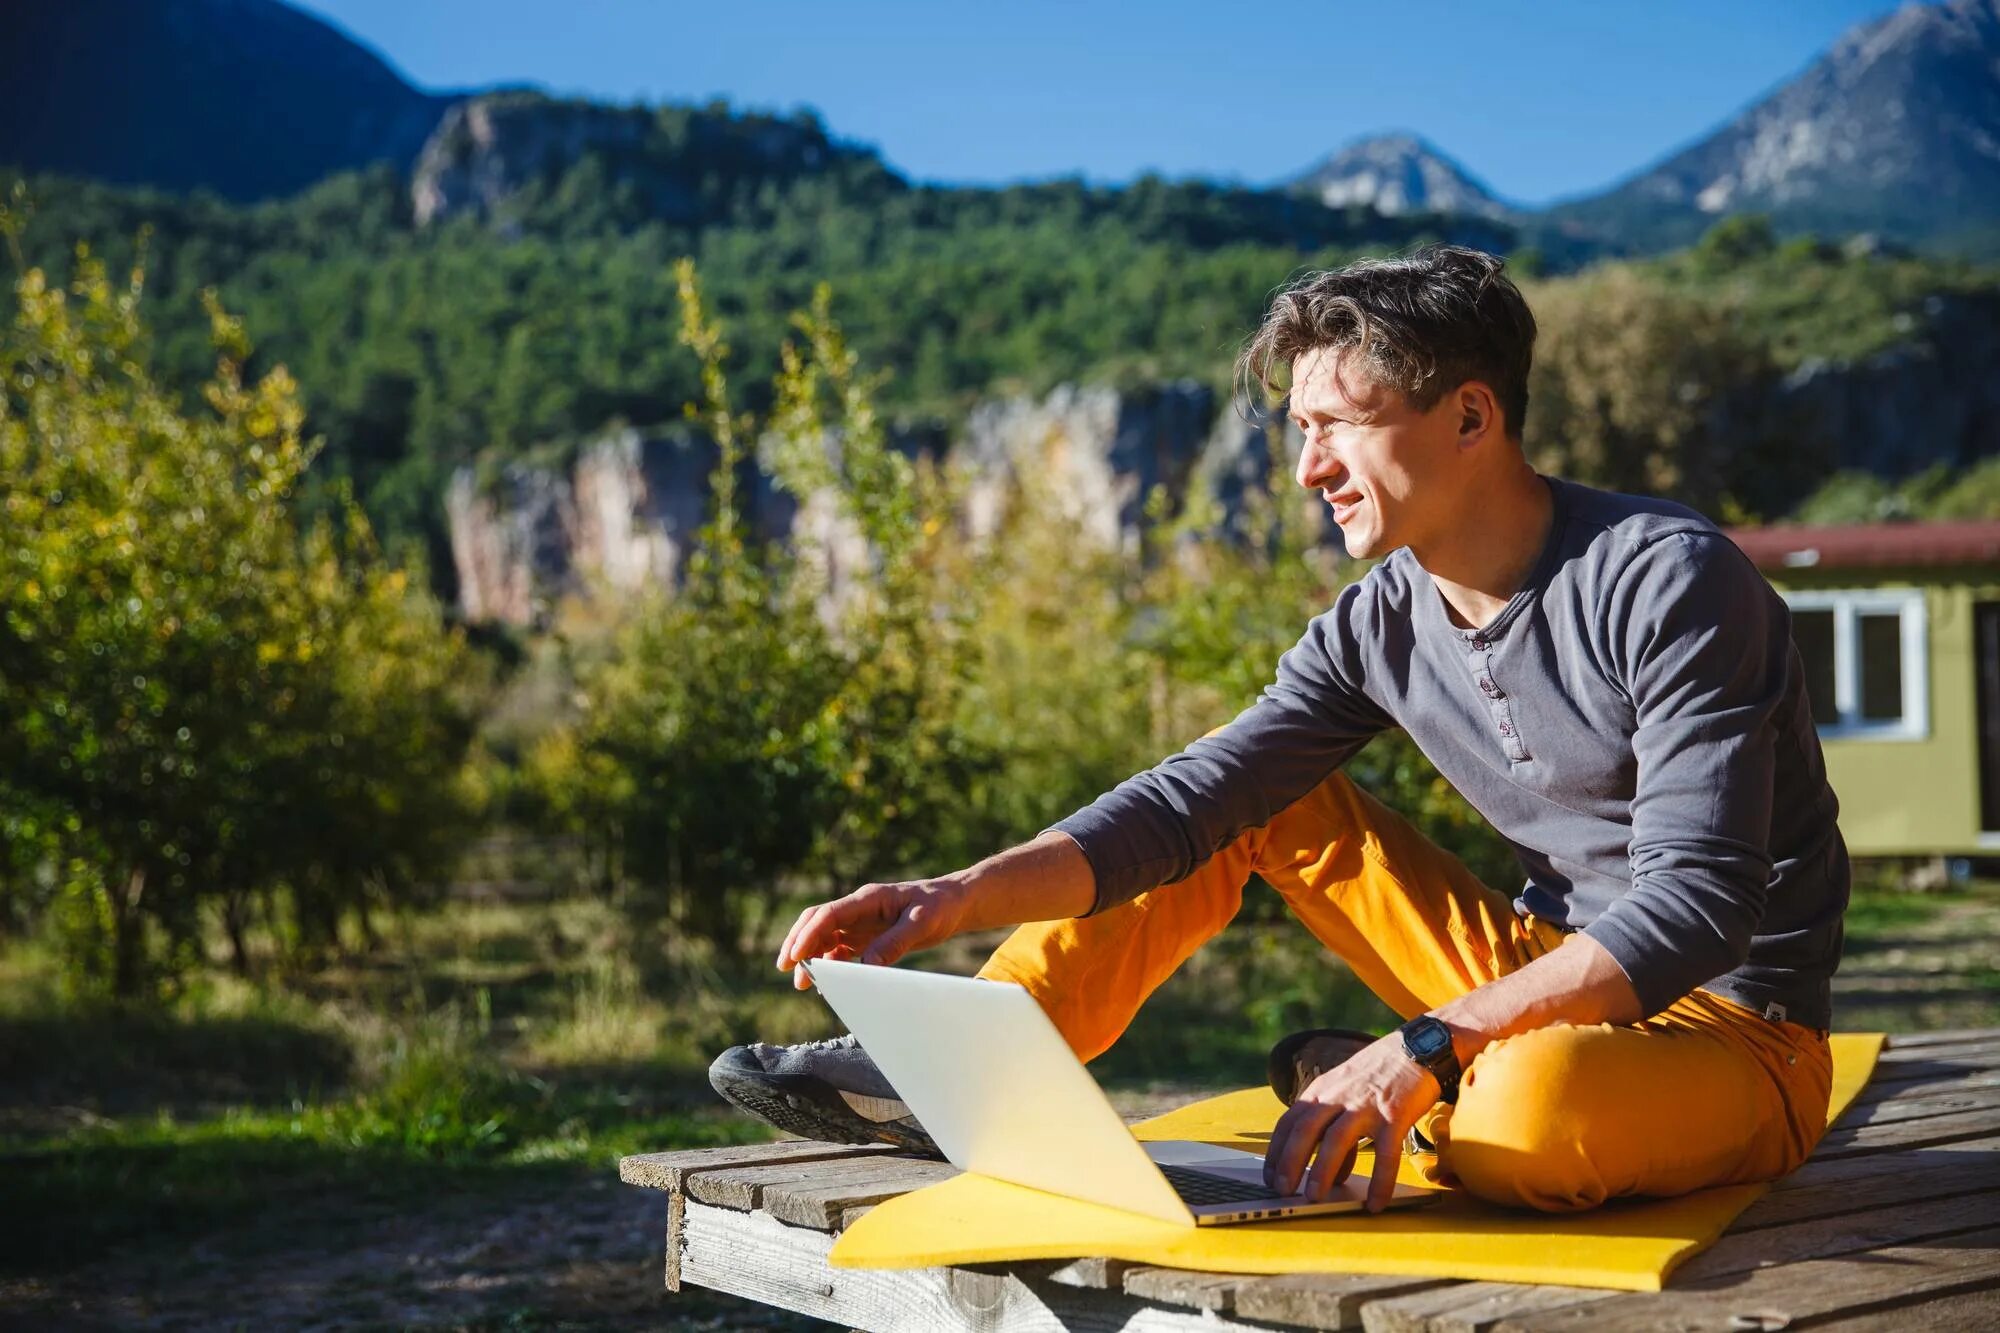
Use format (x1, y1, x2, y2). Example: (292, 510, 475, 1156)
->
(802, 957, 1438, 1226)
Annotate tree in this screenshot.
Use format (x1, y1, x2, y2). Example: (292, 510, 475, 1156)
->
(527, 264, 999, 952)
(0, 231, 479, 997)
(1523, 267, 1785, 516)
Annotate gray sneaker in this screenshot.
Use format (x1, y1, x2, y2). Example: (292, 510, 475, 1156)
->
(708, 1034, 942, 1158)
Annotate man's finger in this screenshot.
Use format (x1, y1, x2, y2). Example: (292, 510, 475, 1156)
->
(1265, 1101, 1340, 1195)
(779, 901, 834, 970)
(1365, 1124, 1405, 1213)
(1303, 1117, 1368, 1202)
(776, 906, 814, 971)
(782, 891, 881, 969)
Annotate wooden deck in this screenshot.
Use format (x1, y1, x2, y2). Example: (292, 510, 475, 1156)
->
(621, 1029, 2000, 1330)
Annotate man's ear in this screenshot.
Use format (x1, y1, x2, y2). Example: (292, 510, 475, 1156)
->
(1456, 382, 1500, 446)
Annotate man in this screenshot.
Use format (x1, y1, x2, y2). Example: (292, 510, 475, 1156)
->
(709, 244, 1847, 1214)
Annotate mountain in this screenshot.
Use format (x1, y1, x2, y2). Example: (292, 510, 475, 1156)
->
(1549, 0, 2000, 251)
(1286, 133, 1516, 221)
(406, 92, 886, 232)
(0, 0, 456, 202)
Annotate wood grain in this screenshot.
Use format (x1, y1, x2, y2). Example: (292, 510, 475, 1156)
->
(1493, 1224, 2000, 1332)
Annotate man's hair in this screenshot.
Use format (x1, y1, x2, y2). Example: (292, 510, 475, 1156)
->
(1236, 244, 1537, 439)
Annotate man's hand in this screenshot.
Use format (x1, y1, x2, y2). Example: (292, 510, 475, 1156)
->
(775, 878, 972, 990)
(1263, 1031, 1439, 1212)
(771, 831, 1097, 991)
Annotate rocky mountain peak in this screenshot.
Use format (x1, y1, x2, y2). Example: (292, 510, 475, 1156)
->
(1287, 133, 1514, 220)
(1553, 0, 2000, 247)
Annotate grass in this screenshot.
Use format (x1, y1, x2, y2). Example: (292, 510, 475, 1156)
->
(2, 870, 1994, 1324)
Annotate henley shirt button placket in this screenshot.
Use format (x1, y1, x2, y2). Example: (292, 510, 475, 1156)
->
(1468, 639, 1529, 763)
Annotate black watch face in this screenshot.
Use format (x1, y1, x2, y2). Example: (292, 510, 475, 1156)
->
(1408, 1020, 1451, 1059)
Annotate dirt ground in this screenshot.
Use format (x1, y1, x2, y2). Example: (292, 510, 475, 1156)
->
(0, 1085, 1207, 1332)
(1, 1169, 815, 1331)
(6, 890, 1992, 1331)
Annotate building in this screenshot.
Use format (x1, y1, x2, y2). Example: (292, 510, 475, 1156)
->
(1726, 519, 2000, 861)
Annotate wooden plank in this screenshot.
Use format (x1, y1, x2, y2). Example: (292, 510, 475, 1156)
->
(1044, 1256, 1136, 1291)
(1829, 1085, 2000, 1130)
(1673, 1188, 2000, 1283)
(1828, 1285, 2000, 1329)
(1491, 1224, 2000, 1332)
(682, 1151, 947, 1214)
(1121, 1267, 1247, 1312)
(665, 1188, 683, 1292)
(1356, 1282, 1609, 1333)
(1867, 1043, 2000, 1086)
(619, 1139, 893, 1191)
(1231, 1273, 1461, 1331)
(676, 1199, 1284, 1331)
(1853, 1065, 2000, 1103)
(1873, 1036, 2000, 1064)
(1739, 1137, 2000, 1229)
(759, 1156, 959, 1229)
(959, 1257, 1139, 1293)
(1812, 1105, 2000, 1160)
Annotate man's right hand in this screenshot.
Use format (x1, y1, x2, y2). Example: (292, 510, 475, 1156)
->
(775, 877, 973, 990)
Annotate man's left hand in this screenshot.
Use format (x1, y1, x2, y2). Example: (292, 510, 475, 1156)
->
(1262, 1032, 1440, 1212)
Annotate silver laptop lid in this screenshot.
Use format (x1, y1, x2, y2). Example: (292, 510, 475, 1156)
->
(803, 958, 1193, 1224)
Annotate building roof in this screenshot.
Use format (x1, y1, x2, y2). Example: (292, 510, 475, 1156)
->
(1724, 518, 2000, 572)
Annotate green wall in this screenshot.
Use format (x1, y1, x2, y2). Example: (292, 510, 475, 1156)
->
(1767, 567, 2000, 857)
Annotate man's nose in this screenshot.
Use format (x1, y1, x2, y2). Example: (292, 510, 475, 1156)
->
(1296, 441, 1336, 491)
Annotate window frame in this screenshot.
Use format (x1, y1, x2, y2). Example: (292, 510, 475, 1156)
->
(1780, 587, 1929, 741)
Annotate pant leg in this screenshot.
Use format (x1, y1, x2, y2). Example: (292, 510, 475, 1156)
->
(1432, 972, 1835, 1211)
(1247, 767, 1554, 1016)
(977, 767, 1541, 1060)
(976, 764, 1835, 1212)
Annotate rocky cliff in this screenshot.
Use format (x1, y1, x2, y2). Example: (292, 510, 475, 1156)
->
(446, 314, 2000, 627)
(1780, 290, 2000, 478)
(408, 90, 870, 231)
(446, 426, 789, 627)
(446, 383, 1305, 627)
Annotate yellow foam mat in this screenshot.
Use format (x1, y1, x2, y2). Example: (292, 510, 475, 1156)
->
(830, 1032, 1883, 1291)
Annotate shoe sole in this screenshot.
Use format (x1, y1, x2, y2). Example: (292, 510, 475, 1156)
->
(708, 1060, 944, 1159)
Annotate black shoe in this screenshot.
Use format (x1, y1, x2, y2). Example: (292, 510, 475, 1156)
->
(1270, 1027, 1438, 1158)
(1266, 1026, 1380, 1105)
(708, 1033, 943, 1158)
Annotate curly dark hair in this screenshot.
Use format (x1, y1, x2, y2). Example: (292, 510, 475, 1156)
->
(1236, 244, 1537, 439)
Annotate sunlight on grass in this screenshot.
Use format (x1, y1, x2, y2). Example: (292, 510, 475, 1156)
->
(6, 874, 1994, 1278)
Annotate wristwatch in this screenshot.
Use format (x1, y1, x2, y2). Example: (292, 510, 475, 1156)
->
(1398, 1014, 1462, 1104)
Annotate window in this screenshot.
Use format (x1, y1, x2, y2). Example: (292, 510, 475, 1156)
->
(1781, 589, 1928, 740)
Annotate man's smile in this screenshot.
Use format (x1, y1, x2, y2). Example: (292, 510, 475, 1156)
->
(1324, 490, 1364, 522)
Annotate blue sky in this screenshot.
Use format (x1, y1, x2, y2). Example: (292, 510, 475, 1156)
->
(295, 0, 1900, 206)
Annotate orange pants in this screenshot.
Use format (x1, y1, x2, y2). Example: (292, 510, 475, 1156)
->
(976, 767, 1834, 1211)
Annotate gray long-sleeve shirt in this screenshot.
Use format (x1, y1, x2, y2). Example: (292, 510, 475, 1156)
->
(1053, 473, 1848, 1028)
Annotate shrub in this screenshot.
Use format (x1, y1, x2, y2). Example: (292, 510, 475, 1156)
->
(0, 224, 480, 998)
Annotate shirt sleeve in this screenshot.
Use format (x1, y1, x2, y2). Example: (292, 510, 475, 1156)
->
(1050, 572, 1398, 915)
(1582, 530, 1787, 1018)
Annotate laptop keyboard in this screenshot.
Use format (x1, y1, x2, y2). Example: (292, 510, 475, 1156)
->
(1158, 1163, 1279, 1206)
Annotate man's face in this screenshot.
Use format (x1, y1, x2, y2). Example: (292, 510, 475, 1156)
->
(1287, 345, 1465, 561)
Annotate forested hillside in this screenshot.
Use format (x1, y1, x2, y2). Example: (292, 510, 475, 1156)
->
(2, 102, 1509, 561)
